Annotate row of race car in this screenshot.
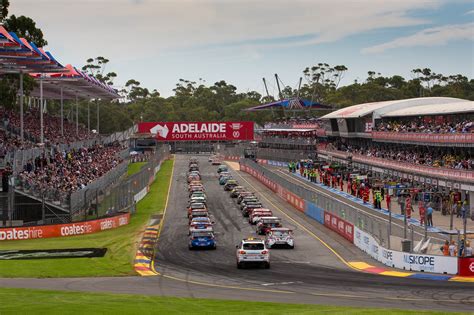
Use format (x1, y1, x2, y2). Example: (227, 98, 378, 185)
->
(213, 156, 295, 269)
(187, 157, 217, 250)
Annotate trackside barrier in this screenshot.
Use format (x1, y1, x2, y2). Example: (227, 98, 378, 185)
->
(458, 257, 474, 276)
(0, 213, 130, 241)
(354, 226, 457, 274)
(239, 159, 461, 275)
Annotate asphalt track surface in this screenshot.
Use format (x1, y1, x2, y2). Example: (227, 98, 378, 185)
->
(1, 154, 473, 312)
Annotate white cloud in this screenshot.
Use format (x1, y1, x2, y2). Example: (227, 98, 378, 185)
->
(361, 22, 474, 53)
(465, 9, 474, 15)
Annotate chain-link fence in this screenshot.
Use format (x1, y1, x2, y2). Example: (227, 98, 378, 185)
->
(240, 158, 445, 252)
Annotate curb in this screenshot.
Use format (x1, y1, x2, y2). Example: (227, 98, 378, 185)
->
(134, 225, 160, 276)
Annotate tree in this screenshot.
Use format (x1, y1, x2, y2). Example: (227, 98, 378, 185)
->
(82, 56, 117, 85)
(4, 15, 48, 46)
(0, 0, 9, 22)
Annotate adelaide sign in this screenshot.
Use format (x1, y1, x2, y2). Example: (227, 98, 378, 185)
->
(138, 121, 254, 141)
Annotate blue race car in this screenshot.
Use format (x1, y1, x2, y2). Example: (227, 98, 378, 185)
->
(188, 231, 216, 250)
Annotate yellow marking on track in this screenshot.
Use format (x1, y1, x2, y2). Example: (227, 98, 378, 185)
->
(380, 271, 413, 277)
(450, 276, 474, 282)
(348, 262, 373, 270)
(310, 292, 464, 303)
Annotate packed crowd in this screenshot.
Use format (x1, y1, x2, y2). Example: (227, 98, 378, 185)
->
(1, 106, 97, 148)
(0, 130, 34, 158)
(327, 141, 473, 170)
(263, 117, 322, 129)
(16, 143, 124, 197)
(375, 116, 473, 134)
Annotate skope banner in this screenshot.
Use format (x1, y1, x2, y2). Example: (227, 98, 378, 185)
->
(353, 226, 457, 274)
(0, 213, 130, 241)
(138, 121, 254, 141)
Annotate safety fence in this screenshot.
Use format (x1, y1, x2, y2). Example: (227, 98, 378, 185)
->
(372, 131, 474, 146)
(70, 145, 170, 222)
(239, 158, 459, 275)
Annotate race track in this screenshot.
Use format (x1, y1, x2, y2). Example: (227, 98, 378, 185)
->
(1, 154, 473, 312)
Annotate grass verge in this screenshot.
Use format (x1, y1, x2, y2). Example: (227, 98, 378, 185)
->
(0, 287, 463, 315)
(0, 158, 174, 278)
(127, 161, 147, 177)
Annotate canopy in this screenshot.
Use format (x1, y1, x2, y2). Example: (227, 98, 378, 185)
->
(245, 98, 332, 111)
(30, 65, 119, 100)
(0, 26, 65, 74)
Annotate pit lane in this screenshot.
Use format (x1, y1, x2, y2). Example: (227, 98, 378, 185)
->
(152, 155, 474, 312)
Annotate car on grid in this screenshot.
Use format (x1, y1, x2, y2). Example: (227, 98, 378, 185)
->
(189, 216, 213, 227)
(236, 238, 270, 269)
(187, 202, 207, 216)
(217, 165, 228, 173)
(189, 196, 207, 206)
(239, 197, 260, 209)
(265, 228, 294, 249)
(212, 158, 222, 166)
(188, 209, 210, 224)
(237, 192, 257, 203)
(189, 186, 205, 197)
(230, 186, 246, 198)
(256, 217, 282, 235)
(189, 231, 216, 250)
(218, 171, 231, 179)
(224, 180, 239, 191)
(188, 224, 214, 236)
(219, 175, 232, 185)
(241, 202, 264, 217)
(190, 191, 207, 201)
(248, 208, 273, 224)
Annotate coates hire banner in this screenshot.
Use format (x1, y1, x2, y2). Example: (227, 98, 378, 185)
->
(138, 121, 254, 141)
(0, 213, 130, 241)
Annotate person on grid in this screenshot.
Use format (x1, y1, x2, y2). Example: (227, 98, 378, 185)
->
(440, 240, 449, 256)
(440, 241, 449, 256)
(386, 190, 391, 210)
(426, 204, 433, 227)
(347, 178, 351, 194)
(405, 194, 412, 219)
(362, 184, 369, 204)
(419, 201, 426, 226)
(375, 190, 382, 209)
(449, 240, 457, 257)
(339, 176, 344, 191)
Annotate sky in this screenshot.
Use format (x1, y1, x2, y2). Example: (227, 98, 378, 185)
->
(9, 0, 474, 97)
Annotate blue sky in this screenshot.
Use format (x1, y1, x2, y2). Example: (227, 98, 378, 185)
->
(10, 0, 474, 97)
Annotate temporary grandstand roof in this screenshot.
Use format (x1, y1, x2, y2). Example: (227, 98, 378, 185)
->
(382, 101, 474, 118)
(0, 26, 65, 74)
(321, 97, 465, 120)
(245, 98, 332, 111)
(29, 65, 120, 100)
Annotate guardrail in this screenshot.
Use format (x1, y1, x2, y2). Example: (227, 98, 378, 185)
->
(372, 131, 474, 146)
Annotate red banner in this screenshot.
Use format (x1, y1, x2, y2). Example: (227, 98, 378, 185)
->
(458, 257, 474, 276)
(138, 121, 254, 141)
(0, 213, 130, 241)
(324, 212, 354, 243)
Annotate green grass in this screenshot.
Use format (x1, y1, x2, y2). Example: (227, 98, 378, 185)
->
(0, 288, 462, 315)
(127, 161, 147, 177)
(0, 158, 174, 278)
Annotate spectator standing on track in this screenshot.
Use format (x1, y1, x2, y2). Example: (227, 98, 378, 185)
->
(440, 240, 450, 256)
(449, 240, 457, 256)
(426, 205, 433, 226)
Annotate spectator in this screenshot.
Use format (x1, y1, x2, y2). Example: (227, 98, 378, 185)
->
(427, 205, 434, 227)
(464, 241, 473, 257)
(449, 240, 457, 256)
(440, 240, 450, 256)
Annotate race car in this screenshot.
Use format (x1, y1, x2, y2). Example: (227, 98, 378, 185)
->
(230, 186, 246, 198)
(241, 202, 264, 217)
(248, 208, 273, 224)
(190, 191, 207, 201)
(189, 196, 207, 206)
(188, 180, 202, 187)
(256, 217, 282, 235)
(188, 224, 213, 236)
(208, 155, 215, 163)
(265, 228, 294, 249)
(189, 165, 199, 172)
(189, 186, 205, 196)
(218, 171, 231, 179)
(217, 165, 228, 173)
(189, 231, 216, 250)
(187, 174, 200, 182)
(187, 202, 207, 216)
(212, 159, 222, 166)
(189, 157, 198, 165)
(219, 175, 232, 185)
(188, 209, 209, 224)
(224, 180, 239, 191)
(188, 183, 204, 191)
(237, 192, 257, 203)
(236, 237, 270, 269)
(239, 197, 260, 209)
(189, 216, 213, 227)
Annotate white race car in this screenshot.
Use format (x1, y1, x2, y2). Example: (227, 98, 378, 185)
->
(265, 228, 294, 249)
(236, 238, 270, 269)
